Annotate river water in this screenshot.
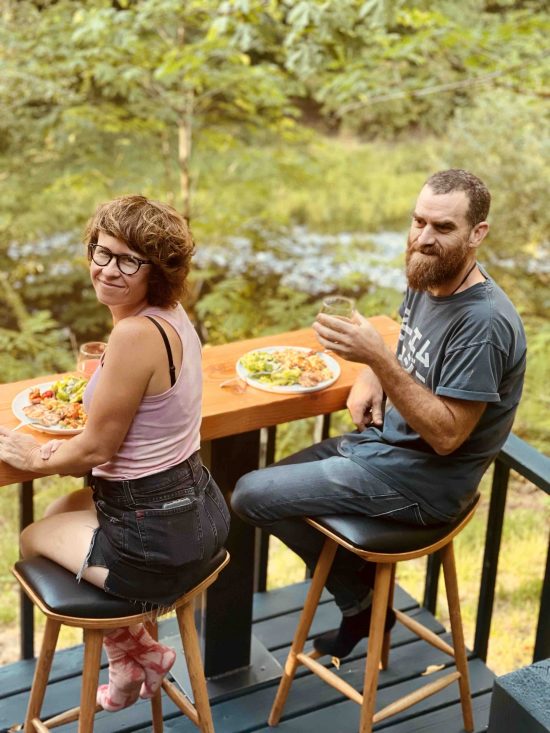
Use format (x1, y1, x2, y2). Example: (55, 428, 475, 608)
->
(11, 227, 408, 296)
(194, 227, 407, 296)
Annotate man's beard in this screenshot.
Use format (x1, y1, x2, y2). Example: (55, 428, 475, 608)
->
(405, 234, 470, 292)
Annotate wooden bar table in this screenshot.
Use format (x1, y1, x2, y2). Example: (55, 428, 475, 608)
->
(0, 317, 400, 686)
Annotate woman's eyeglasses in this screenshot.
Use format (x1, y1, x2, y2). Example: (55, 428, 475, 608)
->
(88, 244, 151, 276)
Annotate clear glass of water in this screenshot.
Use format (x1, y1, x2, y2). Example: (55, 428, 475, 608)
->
(319, 296, 355, 320)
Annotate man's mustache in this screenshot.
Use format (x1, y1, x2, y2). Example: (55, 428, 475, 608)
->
(408, 243, 441, 256)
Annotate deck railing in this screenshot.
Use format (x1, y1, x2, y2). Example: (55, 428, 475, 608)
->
(14, 426, 550, 666)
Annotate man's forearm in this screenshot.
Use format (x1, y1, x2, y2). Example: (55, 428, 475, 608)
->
(367, 346, 459, 454)
(314, 312, 482, 453)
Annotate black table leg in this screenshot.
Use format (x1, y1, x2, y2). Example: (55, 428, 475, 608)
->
(19, 480, 34, 660)
(201, 430, 261, 676)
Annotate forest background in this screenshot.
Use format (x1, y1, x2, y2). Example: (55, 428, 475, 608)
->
(0, 0, 548, 672)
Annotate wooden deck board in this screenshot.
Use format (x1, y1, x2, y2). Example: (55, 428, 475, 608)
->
(250, 694, 493, 733)
(0, 581, 494, 733)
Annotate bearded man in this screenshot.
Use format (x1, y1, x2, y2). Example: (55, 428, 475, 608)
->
(231, 169, 526, 659)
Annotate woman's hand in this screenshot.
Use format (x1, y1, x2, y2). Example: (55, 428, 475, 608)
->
(0, 426, 42, 471)
(347, 369, 385, 430)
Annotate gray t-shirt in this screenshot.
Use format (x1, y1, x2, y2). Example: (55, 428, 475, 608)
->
(339, 275, 526, 521)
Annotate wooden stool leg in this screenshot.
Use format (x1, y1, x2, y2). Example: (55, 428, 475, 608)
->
(380, 564, 396, 670)
(145, 620, 164, 733)
(360, 563, 393, 733)
(441, 542, 474, 733)
(178, 601, 215, 733)
(268, 538, 338, 726)
(24, 618, 61, 733)
(79, 628, 103, 733)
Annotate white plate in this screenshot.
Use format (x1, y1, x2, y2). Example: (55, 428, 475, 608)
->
(236, 346, 340, 394)
(11, 382, 85, 435)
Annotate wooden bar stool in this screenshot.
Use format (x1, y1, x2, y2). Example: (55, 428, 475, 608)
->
(268, 496, 479, 733)
(12, 549, 229, 733)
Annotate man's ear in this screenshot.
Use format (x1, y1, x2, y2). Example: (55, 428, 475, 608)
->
(469, 221, 489, 249)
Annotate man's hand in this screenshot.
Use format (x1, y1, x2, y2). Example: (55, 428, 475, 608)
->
(40, 439, 64, 460)
(347, 369, 385, 430)
(313, 312, 386, 364)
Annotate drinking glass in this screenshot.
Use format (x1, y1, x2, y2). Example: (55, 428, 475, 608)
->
(77, 341, 107, 377)
(319, 295, 355, 320)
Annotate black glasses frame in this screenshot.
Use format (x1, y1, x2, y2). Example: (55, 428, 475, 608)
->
(88, 243, 151, 275)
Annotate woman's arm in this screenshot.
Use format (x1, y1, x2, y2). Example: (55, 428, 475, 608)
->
(0, 318, 161, 475)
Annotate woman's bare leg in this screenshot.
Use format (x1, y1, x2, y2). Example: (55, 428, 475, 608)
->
(20, 509, 107, 589)
(21, 500, 151, 713)
(43, 486, 94, 518)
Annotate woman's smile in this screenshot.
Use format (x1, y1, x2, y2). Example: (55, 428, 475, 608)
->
(90, 232, 150, 316)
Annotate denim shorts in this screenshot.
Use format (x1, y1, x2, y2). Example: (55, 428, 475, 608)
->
(83, 452, 230, 606)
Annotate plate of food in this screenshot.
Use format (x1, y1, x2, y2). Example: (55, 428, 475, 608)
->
(11, 376, 89, 435)
(236, 346, 340, 394)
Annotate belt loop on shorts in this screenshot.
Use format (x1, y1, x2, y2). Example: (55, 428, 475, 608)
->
(187, 451, 200, 484)
(122, 479, 135, 507)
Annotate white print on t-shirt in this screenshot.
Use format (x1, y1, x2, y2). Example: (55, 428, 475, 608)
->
(398, 307, 430, 383)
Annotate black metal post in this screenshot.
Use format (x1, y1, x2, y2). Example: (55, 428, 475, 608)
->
(321, 414, 331, 440)
(533, 535, 550, 662)
(19, 480, 35, 660)
(254, 426, 277, 593)
(423, 551, 442, 614)
(474, 460, 510, 662)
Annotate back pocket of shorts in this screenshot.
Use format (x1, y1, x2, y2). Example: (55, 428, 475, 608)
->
(134, 498, 204, 567)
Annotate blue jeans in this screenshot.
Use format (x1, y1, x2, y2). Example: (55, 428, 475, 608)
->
(86, 452, 230, 606)
(232, 437, 439, 614)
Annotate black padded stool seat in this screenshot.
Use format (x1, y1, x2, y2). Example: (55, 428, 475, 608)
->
(269, 497, 480, 733)
(12, 549, 229, 733)
(14, 549, 227, 619)
(310, 500, 476, 554)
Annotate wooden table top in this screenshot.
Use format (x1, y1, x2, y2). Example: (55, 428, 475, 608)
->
(0, 316, 400, 487)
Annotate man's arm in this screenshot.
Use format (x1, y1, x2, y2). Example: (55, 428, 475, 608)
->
(347, 368, 385, 430)
(314, 314, 486, 455)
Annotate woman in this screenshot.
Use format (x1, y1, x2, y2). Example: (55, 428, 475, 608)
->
(0, 195, 230, 712)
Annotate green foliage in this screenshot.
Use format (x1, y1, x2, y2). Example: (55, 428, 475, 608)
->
(0, 0, 547, 449)
(439, 89, 550, 309)
(513, 319, 550, 451)
(0, 275, 74, 382)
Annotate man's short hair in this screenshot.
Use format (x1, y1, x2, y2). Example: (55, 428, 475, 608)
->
(425, 169, 491, 227)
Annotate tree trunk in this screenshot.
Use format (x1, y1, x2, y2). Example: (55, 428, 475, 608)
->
(176, 21, 193, 221)
(178, 98, 193, 221)
(0, 271, 29, 326)
(161, 129, 175, 206)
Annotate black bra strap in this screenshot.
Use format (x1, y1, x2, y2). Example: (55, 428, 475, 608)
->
(145, 316, 176, 387)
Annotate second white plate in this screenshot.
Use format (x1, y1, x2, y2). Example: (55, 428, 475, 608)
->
(236, 346, 340, 394)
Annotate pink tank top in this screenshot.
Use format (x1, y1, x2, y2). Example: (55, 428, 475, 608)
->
(83, 304, 202, 479)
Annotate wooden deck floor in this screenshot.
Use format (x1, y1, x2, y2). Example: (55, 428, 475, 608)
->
(0, 581, 494, 732)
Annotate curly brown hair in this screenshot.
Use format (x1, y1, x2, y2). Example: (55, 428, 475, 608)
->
(84, 195, 195, 308)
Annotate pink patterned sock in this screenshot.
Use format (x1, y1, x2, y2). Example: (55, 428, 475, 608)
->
(125, 625, 177, 700)
(97, 628, 146, 713)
